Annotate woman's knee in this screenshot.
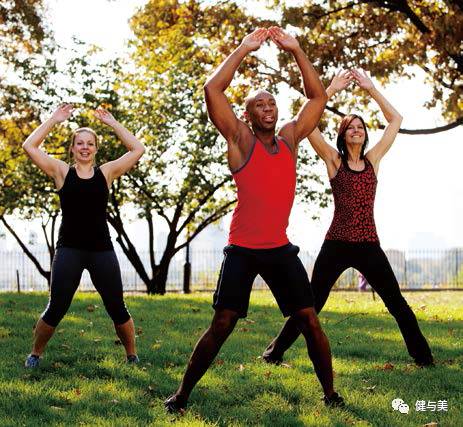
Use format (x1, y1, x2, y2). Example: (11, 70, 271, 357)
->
(41, 305, 65, 328)
(105, 301, 131, 325)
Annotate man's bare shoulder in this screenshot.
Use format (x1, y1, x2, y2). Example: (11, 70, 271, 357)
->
(229, 119, 254, 146)
(277, 121, 297, 146)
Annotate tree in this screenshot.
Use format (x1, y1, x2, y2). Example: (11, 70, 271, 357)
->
(100, 0, 329, 294)
(0, 0, 61, 285)
(273, 0, 462, 134)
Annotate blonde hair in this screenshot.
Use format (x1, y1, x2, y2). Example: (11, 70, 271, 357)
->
(68, 127, 99, 164)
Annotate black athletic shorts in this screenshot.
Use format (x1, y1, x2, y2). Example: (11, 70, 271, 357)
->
(213, 243, 314, 318)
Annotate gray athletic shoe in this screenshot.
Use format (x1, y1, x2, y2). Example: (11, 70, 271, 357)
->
(25, 354, 40, 368)
(126, 354, 140, 364)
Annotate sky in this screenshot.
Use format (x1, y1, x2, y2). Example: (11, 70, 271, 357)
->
(4, 0, 462, 252)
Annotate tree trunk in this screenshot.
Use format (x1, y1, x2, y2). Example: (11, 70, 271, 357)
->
(151, 256, 172, 294)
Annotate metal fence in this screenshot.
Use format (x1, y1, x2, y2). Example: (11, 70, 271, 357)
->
(0, 248, 462, 293)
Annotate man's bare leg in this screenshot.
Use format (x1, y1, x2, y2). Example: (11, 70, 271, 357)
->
(165, 308, 240, 412)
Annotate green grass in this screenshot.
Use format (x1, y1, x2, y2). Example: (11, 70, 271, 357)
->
(0, 291, 461, 426)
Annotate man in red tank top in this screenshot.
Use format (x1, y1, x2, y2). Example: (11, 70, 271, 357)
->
(165, 27, 344, 412)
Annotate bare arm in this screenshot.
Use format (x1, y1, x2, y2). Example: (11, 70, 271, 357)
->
(271, 27, 328, 148)
(307, 71, 353, 167)
(97, 108, 145, 185)
(351, 69, 403, 170)
(22, 104, 71, 187)
(204, 28, 267, 144)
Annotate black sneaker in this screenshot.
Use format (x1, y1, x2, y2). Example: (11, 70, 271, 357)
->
(164, 394, 187, 414)
(323, 392, 345, 408)
(262, 351, 283, 365)
(25, 354, 40, 369)
(126, 354, 140, 364)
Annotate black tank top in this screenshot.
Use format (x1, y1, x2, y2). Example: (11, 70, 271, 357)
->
(56, 166, 113, 251)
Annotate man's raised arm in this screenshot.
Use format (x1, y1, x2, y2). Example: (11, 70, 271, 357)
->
(270, 27, 327, 146)
(204, 28, 268, 143)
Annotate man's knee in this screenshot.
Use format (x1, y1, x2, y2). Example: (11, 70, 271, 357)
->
(293, 307, 322, 334)
(383, 293, 410, 314)
(211, 309, 239, 337)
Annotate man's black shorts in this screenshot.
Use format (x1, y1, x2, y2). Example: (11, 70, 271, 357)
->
(213, 243, 314, 318)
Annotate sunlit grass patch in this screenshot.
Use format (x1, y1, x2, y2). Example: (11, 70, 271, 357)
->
(0, 291, 461, 426)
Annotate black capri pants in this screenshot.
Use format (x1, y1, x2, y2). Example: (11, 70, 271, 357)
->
(312, 240, 433, 362)
(41, 247, 131, 327)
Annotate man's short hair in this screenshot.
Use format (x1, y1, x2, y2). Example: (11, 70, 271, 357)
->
(244, 89, 274, 112)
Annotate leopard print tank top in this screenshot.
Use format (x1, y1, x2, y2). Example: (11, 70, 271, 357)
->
(325, 157, 379, 242)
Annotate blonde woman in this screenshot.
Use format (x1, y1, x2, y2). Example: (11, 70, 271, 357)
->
(22, 104, 145, 368)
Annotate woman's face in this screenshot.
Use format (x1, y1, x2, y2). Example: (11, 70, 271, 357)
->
(71, 131, 98, 163)
(344, 118, 366, 146)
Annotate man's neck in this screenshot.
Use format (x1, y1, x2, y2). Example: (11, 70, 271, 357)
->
(253, 128, 275, 146)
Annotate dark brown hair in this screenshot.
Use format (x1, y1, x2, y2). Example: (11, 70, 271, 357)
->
(336, 114, 369, 162)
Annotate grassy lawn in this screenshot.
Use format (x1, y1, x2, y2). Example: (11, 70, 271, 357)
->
(0, 290, 461, 426)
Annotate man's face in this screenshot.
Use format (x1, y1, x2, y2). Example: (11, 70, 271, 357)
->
(245, 91, 278, 132)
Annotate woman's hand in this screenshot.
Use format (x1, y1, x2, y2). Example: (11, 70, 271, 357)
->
(328, 70, 353, 94)
(351, 69, 375, 91)
(50, 104, 74, 124)
(93, 107, 118, 127)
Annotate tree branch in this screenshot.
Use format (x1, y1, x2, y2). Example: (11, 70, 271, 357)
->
(177, 175, 232, 236)
(326, 105, 463, 134)
(107, 184, 151, 285)
(0, 215, 49, 280)
(394, 117, 463, 135)
(125, 174, 171, 225)
(174, 199, 236, 253)
(304, 2, 356, 20)
(146, 209, 157, 273)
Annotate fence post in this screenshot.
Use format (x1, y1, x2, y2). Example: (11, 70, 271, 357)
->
(404, 252, 407, 288)
(183, 242, 191, 294)
(456, 249, 459, 286)
(16, 269, 20, 293)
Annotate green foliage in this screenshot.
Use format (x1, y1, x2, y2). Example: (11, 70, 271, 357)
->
(0, 0, 59, 213)
(278, 0, 463, 129)
(0, 291, 461, 425)
(126, 0, 330, 233)
(126, 0, 259, 230)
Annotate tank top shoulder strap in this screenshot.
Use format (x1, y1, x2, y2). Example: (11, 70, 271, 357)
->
(57, 165, 73, 192)
(95, 165, 110, 189)
(276, 134, 295, 158)
(65, 165, 77, 182)
(363, 156, 375, 173)
(339, 156, 348, 171)
(231, 136, 257, 174)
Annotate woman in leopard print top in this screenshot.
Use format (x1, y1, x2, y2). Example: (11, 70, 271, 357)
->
(262, 70, 433, 367)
